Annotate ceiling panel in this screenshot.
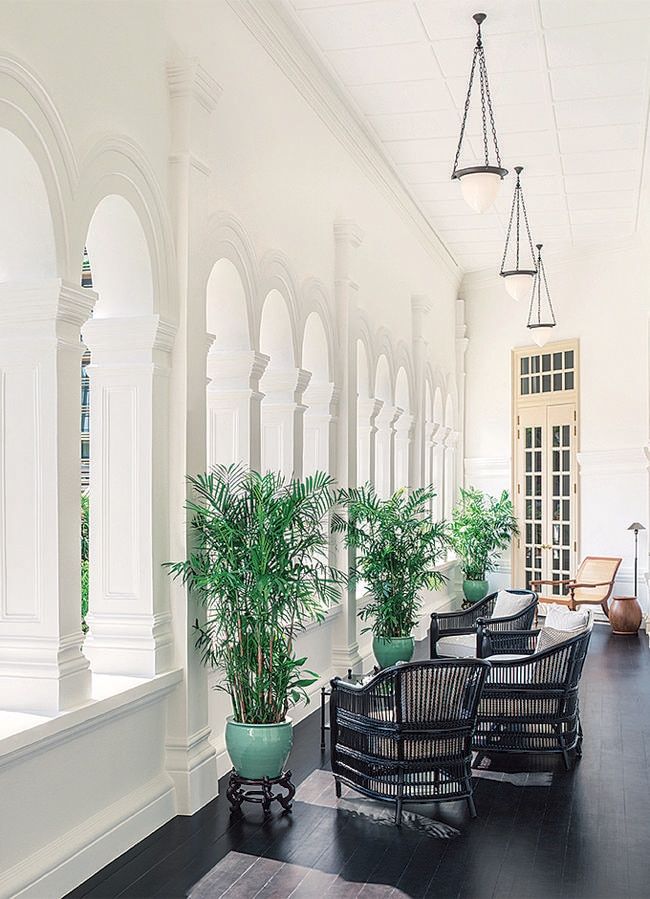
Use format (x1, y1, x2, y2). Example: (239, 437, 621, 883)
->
(285, 0, 650, 271)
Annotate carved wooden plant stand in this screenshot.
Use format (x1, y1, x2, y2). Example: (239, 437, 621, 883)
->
(226, 769, 296, 817)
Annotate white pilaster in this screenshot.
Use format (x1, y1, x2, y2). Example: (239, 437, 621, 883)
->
(456, 297, 469, 492)
(206, 349, 268, 469)
(412, 295, 432, 490)
(375, 403, 399, 499)
(0, 280, 95, 714)
(303, 381, 338, 477)
(82, 314, 175, 678)
(260, 367, 310, 479)
(394, 411, 414, 491)
(433, 424, 449, 520)
(332, 220, 363, 671)
(357, 397, 382, 486)
(444, 429, 460, 519)
(166, 57, 221, 814)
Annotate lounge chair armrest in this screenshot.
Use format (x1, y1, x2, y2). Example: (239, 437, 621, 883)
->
(530, 578, 574, 587)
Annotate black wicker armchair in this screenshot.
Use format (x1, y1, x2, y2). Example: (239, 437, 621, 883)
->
(430, 589, 537, 659)
(330, 658, 491, 825)
(472, 616, 593, 769)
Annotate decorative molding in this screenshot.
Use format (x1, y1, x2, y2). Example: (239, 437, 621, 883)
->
(167, 58, 223, 112)
(578, 447, 650, 478)
(228, 0, 460, 284)
(333, 219, 364, 248)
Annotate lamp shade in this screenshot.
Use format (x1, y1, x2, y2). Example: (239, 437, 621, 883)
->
(529, 325, 553, 348)
(628, 522, 645, 531)
(503, 271, 536, 302)
(457, 169, 503, 213)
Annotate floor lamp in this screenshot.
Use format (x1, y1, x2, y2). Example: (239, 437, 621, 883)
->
(627, 522, 645, 597)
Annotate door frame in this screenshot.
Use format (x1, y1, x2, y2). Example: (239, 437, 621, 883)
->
(511, 339, 580, 587)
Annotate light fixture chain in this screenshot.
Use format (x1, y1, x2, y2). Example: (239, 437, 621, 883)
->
(452, 44, 479, 175)
(540, 257, 557, 325)
(500, 184, 517, 274)
(479, 49, 490, 166)
(479, 50, 502, 167)
(515, 188, 521, 270)
(521, 193, 537, 262)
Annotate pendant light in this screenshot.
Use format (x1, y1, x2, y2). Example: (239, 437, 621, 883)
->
(451, 12, 508, 213)
(527, 244, 556, 347)
(500, 166, 537, 301)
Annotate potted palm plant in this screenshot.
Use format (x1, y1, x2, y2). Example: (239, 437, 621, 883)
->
(333, 485, 447, 668)
(167, 464, 343, 781)
(449, 487, 519, 603)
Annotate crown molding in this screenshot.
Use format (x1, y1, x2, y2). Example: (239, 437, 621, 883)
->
(227, 0, 461, 286)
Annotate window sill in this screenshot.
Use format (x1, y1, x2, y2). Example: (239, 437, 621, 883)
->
(0, 669, 182, 765)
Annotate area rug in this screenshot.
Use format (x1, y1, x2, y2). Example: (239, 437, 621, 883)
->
(471, 753, 554, 786)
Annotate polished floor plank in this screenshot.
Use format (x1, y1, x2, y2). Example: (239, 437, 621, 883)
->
(69, 626, 650, 899)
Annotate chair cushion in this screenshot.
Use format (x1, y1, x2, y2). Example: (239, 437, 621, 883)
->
(484, 653, 530, 662)
(436, 634, 477, 658)
(536, 606, 591, 653)
(491, 590, 532, 621)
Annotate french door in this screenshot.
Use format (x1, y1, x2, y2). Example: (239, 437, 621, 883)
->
(512, 342, 579, 594)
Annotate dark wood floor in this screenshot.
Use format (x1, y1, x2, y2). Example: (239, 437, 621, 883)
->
(69, 625, 650, 898)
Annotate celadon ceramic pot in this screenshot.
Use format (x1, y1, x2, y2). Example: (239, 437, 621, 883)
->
(372, 635, 415, 669)
(225, 716, 293, 780)
(463, 579, 489, 603)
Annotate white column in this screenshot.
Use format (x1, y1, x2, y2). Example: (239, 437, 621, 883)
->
(375, 403, 399, 499)
(206, 349, 268, 470)
(82, 314, 175, 678)
(411, 295, 431, 490)
(332, 220, 363, 671)
(0, 280, 94, 714)
(303, 382, 338, 478)
(357, 397, 382, 486)
(456, 297, 469, 492)
(166, 58, 221, 814)
(394, 411, 414, 491)
(432, 424, 447, 521)
(260, 368, 310, 479)
(444, 429, 459, 519)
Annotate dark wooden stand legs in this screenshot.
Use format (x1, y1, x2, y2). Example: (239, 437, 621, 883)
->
(226, 769, 296, 817)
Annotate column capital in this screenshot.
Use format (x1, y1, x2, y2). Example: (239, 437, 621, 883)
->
(411, 294, 432, 315)
(207, 349, 269, 391)
(167, 58, 222, 112)
(82, 314, 177, 362)
(334, 219, 364, 248)
(358, 396, 383, 425)
(0, 279, 97, 337)
(304, 380, 339, 416)
(261, 366, 311, 403)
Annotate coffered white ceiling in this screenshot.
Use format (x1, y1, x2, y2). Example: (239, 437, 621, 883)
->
(282, 0, 650, 272)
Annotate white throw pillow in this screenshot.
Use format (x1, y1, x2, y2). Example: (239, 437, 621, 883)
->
(491, 590, 532, 621)
(543, 604, 589, 632)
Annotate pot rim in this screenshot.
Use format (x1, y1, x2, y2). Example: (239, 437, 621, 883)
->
(226, 715, 293, 728)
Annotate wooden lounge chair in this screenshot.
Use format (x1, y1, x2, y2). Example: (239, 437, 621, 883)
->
(531, 555, 621, 614)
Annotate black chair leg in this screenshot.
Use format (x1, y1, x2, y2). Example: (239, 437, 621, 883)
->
(395, 798, 403, 826)
(467, 794, 477, 819)
(335, 778, 341, 798)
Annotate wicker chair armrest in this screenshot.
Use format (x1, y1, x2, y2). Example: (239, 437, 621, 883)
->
(330, 676, 365, 693)
(478, 627, 539, 658)
(570, 580, 612, 589)
(530, 578, 574, 587)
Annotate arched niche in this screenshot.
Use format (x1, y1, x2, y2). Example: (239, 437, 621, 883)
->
(394, 367, 412, 490)
(375, 354, 392, 405)
(0, 127, 57, 282)
(207, 257, 252, 352)
(374, 354, 394, 498)
(260, 289, 295, 370)
(302, 312, 333, 478)
(259, 289, 302, 478)
(85, 194, 154, 318)
(433, 387, 444, 425)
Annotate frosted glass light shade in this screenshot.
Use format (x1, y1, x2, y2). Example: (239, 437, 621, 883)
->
(503, 271, 536, 302)
(530, 326, 554, 348)
(458, 170, 503, 213)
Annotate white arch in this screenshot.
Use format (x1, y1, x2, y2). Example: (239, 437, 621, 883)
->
(302, 311, 329, 381)
(86, 194, 154, 317)
(395, 366, 410, 413)
(260, 289, 295, 368)
(207, 257, 252, 351)
(375, 353, 393, 404)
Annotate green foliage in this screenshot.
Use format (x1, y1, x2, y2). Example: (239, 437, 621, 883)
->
(166, 464, 344, 724)
(332, 484, 447, 639)
(81, 493, 89, 634)
(449, 487, 519, 581)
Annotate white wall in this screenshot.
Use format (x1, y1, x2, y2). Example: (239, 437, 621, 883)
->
(463, 240, 650, 608)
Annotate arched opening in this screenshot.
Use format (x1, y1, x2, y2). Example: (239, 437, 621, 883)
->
(80, 193, 170, 679)
(259, 289, 302, 478)
(444, 394, 457, 520)
(356, 339, 376, 486)
(374, 354, 394, 499)
(0, 128, 92, 713)
(394, 366, 412, 490)
(205, 258, 258, 469)
(302, 312, 333, 478)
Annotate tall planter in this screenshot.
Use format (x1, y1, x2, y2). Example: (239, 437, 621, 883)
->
(462, 579, 489, 604)
(334, 484, 448, 657)
(450, 488, 518, 596)
(166, 465, 344, 782)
